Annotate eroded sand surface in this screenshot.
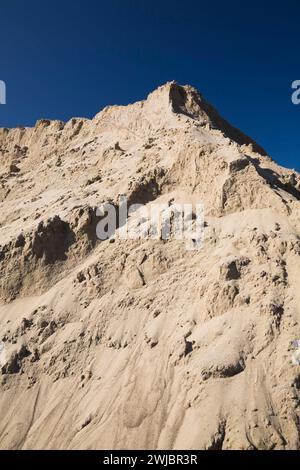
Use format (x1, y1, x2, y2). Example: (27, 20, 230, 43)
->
(0, 83, 299, 449)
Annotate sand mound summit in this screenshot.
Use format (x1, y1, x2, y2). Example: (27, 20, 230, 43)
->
(0, 82, 299, 449)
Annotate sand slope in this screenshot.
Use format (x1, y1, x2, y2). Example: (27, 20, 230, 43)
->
(0, 82, 299, 450)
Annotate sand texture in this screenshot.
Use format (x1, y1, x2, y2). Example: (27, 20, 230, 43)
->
(0, 83, 299, 450)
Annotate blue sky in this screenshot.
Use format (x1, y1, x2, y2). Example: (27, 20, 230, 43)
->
(0, 0, 299, 170)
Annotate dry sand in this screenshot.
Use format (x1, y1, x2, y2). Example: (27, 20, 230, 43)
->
(0, 82, 299, 449)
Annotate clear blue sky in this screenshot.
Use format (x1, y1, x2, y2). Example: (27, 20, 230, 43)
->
(0, 0, 299, 170)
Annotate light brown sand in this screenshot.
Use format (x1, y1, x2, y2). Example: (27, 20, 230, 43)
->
(0, 82, 299, 449)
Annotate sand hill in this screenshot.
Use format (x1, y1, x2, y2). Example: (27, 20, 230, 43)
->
(0, 82, 299, 450)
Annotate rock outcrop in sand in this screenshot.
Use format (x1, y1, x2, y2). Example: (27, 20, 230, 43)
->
(0, 82, 299, 450)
